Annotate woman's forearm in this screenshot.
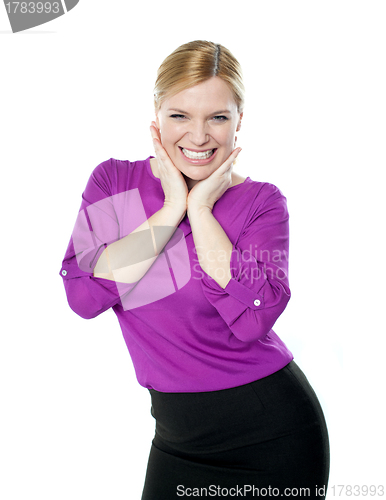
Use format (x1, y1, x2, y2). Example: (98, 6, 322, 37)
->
(188, 205, 232, 289)
(93, 204, 186, 282)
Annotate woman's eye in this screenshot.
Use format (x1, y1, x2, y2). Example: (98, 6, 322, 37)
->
(212, 115, 228, 122)
(170, 114, 186, 119)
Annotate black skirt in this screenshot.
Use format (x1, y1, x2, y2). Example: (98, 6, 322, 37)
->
(141, 361, 330, 499)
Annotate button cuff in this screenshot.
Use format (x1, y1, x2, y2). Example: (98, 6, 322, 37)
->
(224, 278, 264, 310)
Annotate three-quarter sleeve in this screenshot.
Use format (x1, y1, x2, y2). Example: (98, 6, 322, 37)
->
(60, 239, 122, 320)
(200, 183, 291, 342)
(60, 159, 131, 319)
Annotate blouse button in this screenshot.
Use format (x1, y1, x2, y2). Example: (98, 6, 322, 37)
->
(253, 299, 261, 307)
(61, 270, 68, 276)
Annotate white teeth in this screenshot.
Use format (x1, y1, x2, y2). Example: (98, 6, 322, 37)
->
(182, 148, 214, 160)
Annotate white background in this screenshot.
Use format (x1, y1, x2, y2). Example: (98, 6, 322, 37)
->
(1, 1, 385, 498)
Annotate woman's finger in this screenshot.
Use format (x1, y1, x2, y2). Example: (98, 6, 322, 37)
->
(150, 127, 179, 177)
(216, 147, 242, 174)
(150, 122, 163, 144)
(152, 138, 169, 166)
(150, 125, 166, 159)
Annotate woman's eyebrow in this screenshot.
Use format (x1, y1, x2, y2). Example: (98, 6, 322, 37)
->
(167, 108, 189, 114)
(167, 108, 232, 114)
(211, 109, 232, 115)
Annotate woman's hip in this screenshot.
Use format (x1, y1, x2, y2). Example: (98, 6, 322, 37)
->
(149, 360, 329, 456)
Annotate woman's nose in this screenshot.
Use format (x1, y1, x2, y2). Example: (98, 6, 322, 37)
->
(188, 122, 210, 146)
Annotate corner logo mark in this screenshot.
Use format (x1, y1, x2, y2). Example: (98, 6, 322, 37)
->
(3, 0, 79, 33)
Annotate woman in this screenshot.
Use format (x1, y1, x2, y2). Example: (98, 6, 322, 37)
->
(60, 40, 330, 499)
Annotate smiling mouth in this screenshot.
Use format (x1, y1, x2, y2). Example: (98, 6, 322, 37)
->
(180, 147, 216, 160)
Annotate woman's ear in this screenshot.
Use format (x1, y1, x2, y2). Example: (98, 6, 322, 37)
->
(236, 112, 243, 132)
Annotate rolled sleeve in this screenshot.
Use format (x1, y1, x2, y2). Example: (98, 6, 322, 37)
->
(60, 238, 123, 320)
(59, 159, 128, 319)
(200, 183, 291, 342)
(224, 272, 265, 310)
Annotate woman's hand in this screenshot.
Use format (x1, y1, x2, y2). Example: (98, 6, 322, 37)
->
(150, 122, 188, 212)
(187, 148, 242, 213)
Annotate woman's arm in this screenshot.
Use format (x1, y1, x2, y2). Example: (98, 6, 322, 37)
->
(187, 206, 233, 289)
(199, 183, 291, 342)
(186, 148, 242, 289)
(93, 203, 186, 282)
(61, 127, 189, 319)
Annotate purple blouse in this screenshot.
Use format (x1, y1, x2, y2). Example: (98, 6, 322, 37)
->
(60, 157, 293, 392)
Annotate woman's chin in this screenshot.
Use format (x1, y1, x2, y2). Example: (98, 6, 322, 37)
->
(182, 170, 211, 183)
(179, 161, 219, 180)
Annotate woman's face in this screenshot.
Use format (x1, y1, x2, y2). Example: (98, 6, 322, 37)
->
(155, 76, 242, 187)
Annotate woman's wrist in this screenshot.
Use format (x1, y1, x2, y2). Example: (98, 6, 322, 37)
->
(161, 201, 187, 224)
(187, 202, 212, 219)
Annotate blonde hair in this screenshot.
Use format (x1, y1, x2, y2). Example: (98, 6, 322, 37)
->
(154, 40, 245, 113)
